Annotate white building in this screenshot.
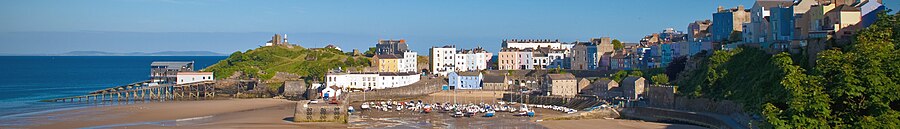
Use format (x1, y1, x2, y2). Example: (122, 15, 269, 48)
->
(398, 51, 418, 73)
(455, 48, 492, 72)
(430, 46, 457, 76)
(175, 72, 214, 84)
(325, 72, 420, 90)
(429, 46, 492, 76)
(547, 49, 568, 69)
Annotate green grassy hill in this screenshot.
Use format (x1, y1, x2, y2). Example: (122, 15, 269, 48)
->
(202, 45, 371, 81)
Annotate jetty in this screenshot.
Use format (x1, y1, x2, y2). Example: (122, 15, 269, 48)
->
(42, 80, 217, 103)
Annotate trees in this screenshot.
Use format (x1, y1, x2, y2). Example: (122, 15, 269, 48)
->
(363, 47, 376, 56)
(675, 12, 900, 128)
(813, 12, 900, 128)
(612, 39, 624, 50)
(650, 74, 669, 85)
(727, 31, 742, 44)
(665, 56, 687, 80)
(611, 70, 628, 83)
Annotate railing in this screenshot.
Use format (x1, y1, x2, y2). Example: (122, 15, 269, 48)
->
(42, 81, 217, 103)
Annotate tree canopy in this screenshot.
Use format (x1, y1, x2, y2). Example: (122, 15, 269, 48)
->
(612, 39, 624, 50)
(674, 12, 900, 128)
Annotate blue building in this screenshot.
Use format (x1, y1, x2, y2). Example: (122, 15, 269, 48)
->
(770, 6, 795, 41)
(448, 72, 483, 89)
(711, 6, 750, 42)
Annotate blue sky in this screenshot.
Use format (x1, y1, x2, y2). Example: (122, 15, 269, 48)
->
(1, 0, 898, 55)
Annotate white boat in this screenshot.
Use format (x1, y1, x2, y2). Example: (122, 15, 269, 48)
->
(519, 106, 529, 112)
(361, 103, 370, 110)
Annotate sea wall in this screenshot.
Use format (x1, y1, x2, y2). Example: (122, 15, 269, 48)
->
(501, 93, 602, 109)
(347, 77, 445, 102)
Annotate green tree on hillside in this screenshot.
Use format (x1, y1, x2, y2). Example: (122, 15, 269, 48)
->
(612, 39, 623, 50)
(611, 70, 628, 82)
(364, 47, 376, 56)
(813, 12, 900, 128)
(650, 74, 669, 85)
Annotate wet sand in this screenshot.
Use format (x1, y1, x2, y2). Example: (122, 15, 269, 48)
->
(3, 98, 345, 129)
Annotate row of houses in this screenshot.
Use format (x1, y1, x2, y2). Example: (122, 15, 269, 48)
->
(429, 46, 493, 76)
(700, 0, 884, 57)
(373, 39, 418, 73)
(325, 39, 421, 90)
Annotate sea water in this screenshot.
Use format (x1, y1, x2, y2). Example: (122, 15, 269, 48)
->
(0, 56, 225, 121)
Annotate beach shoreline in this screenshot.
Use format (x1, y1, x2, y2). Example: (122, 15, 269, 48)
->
(4, 92, 709, 129)
(1, 98, 346, 129)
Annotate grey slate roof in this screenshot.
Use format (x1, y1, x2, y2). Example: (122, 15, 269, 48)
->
(483, 75, 506, 83)
(547, 73, 576, 80)
(755, 0, 794, 8)
(623, 76, 644, 83)
(593, 78, 615, 85)
(150, 61, 193, 69)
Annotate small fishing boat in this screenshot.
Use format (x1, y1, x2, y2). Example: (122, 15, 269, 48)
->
(451, 111, 465, 118)
(483, 110, 495, 117)
(423, 105, 433, 113)
(361, 103, 370, 110)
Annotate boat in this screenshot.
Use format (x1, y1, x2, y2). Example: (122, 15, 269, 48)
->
(423, 105, 432, 113)
(361, 103, 370, 110)
(483, 110, 495, 117)
(519, 105, 529, 112)
(396, 105, 402, 111)
(348, 106, 355, 113)
(451, 111, 465, 118)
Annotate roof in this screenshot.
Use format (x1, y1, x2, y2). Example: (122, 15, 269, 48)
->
(547, 73, 576, 80)
(327, 71, 419, 76)
(151, 61, 193, 68)
(454, 71, 482, 76)
(623, 76, 645, 82)
(834, 5, 861, 11)
(503, 39, 561, 43)
(176, 72, 213, 75)
(375, 54, 400, 59)
(754, 0, 794, 8)
(593, 78, 616, 85)
(483, 75, 506, 83)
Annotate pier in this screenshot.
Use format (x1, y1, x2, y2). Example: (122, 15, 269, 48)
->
(42, 80, 217, 103)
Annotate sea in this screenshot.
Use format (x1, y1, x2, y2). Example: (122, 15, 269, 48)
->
(0, 56, 226, 121)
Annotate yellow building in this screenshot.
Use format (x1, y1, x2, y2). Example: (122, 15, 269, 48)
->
(375, 54, 399, 72)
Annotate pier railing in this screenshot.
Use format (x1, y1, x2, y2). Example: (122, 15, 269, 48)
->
(42, 81, 217, 103)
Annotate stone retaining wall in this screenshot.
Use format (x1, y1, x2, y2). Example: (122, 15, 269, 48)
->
(501, 93, 602, 109)
(347, 77, 444, 102)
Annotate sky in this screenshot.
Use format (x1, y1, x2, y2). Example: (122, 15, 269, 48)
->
(1, 0, 898, 55)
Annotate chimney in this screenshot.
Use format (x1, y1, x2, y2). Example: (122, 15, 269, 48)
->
(738, 5, 745, 10)
(717, 6, 724, 12)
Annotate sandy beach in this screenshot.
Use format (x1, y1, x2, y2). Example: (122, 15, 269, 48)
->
(3, 98, 345, 129)
(3, 91, 708, 129)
